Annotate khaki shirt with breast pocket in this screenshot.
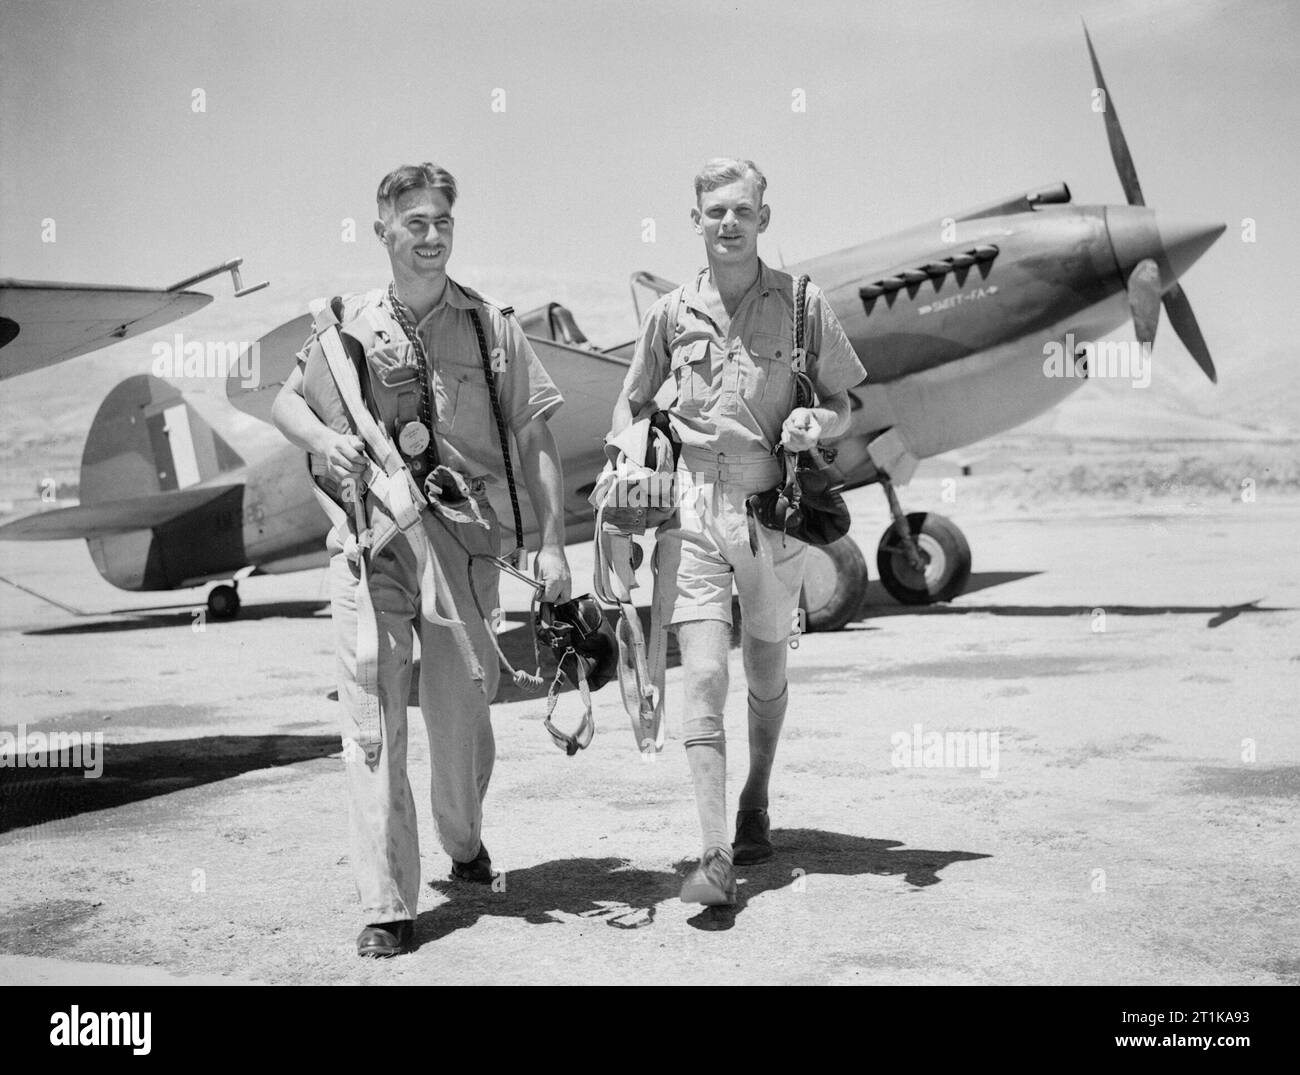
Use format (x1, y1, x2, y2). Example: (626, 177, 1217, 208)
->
(623, 260, 864, 458)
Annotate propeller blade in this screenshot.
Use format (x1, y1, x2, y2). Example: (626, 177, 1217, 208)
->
(1083, 21, 1146, 207)
(1126, 258, 1162, 346)
(1162, 283, 1218, 383)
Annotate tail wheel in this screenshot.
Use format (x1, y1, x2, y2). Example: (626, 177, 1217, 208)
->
(876, 512, 971, 605)
(207, 584, 241, 620)
(799, 536, 869, 632)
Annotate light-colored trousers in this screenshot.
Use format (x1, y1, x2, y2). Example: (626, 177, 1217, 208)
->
(328, 498, 501, 924)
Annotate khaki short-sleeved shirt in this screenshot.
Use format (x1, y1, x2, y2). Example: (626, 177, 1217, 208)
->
(621, 260, 865, 457)
(302, 278, 563, 485)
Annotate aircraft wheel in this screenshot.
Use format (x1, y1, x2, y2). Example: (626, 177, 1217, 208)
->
(876, 512, 971, 605)
(207, 584, 241, 620)
(799, 535, 868, 632)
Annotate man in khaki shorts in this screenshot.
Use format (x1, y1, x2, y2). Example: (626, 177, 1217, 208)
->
(609, 159, 864, 904)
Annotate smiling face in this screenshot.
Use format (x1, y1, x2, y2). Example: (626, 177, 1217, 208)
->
(375, 186, 455, 282)
(692, 173, 770, 264)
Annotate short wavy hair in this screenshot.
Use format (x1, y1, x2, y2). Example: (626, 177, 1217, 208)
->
(376, 163, 458, 219)
(694, 158, 767, 204)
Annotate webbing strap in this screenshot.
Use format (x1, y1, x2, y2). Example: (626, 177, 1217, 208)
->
(470, 310, 526, 565)
(314, 310, 421, 526)
(647, 535, 675, 750)
(593, 492, 665, 754)
(542, 651, 595, 756)
(428, 507, 547, 693)
(310, 481, 384, 767)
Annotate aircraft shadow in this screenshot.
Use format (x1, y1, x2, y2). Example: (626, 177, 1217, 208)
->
(415, 829, 990, 943)
(23, 600, 330, 636)
(0, 734, 339, 833)
(858, 591, 1287, 628)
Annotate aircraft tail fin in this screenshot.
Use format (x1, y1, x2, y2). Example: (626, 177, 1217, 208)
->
(0, 374, 251, 591)
(80, 374, 245, 506)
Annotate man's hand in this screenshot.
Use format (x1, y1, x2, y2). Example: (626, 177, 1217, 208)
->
(780, 407, 823, 453)
(534, 544, 572, 604)
(322, 431, 368, 483)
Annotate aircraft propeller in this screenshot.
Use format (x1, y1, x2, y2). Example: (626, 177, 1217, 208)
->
(1084, 22, 1219, 382)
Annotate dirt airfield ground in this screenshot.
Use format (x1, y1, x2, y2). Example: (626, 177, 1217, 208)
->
(0, 451, 1297, 986)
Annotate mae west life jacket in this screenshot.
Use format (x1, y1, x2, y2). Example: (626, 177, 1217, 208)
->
(299, 285, 517, 554)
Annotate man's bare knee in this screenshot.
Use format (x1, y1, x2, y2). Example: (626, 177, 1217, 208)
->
(742, 632, 788, 699)
(678, 620, 730, 703)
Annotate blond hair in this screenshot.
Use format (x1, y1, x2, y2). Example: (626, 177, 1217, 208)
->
(694, 158, 767, 204)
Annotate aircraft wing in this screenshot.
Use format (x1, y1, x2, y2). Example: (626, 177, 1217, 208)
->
(0, 280, 212, 380)
(501, 336, 630, 544)
(0, 484, 241, 540)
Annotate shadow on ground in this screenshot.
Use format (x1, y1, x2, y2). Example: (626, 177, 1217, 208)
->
(0, 735, 339, 832)
(408, 606, 700, 706)
(22, 601, 330, 635)
(415, 829, 990, 943)
(859, 585, 1286, 629)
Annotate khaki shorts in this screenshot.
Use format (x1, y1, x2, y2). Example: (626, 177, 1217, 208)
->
(654, 459, 807, 644)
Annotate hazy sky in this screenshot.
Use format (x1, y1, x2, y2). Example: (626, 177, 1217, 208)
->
(2, 0, 1296, 381)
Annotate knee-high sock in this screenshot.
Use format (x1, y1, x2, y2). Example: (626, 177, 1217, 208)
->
(739, 684, 788, 811)
(683, 715, 728, 857)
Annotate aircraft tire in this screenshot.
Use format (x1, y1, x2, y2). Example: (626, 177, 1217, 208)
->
(207, 584, 241, 620)
(876, 512, 972, 605)
(799, 535, 868, 632)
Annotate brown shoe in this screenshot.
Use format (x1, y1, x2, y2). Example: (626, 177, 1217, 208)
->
(680, 847, 737, 906)
(357, 920, 413, 958)
(732, 808, 773, 864)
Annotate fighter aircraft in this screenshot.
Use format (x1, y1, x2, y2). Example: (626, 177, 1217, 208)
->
(0, 27, 1225, 630)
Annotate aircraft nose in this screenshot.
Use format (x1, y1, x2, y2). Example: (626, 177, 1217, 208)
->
(1105, 206, 1226, 291)
(1158, 214, 1226, 284)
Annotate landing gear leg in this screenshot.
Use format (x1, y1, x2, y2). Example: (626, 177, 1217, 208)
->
(875, 478, 972, 605)
(881, 478, 928, 576)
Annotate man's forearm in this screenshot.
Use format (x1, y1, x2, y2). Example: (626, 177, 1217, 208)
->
(514, 417, 567, 548)
(610, 392, 636, 438)
(272, 381, 330, 456)
(811, 392, 851, 441)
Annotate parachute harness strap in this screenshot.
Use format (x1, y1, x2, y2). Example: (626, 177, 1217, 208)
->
(542, 648, 594, 756)
(428, 508, 546, 690)
(593, 486, 664, 754)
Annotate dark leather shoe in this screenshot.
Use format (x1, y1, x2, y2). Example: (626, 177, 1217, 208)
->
(450, 842, 494, 884)
(357, 919, 413, 958)
(732, 808, 773, 864)
(680, 847, 737, 906)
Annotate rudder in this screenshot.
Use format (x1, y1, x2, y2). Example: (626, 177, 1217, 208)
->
(80, 374, 244, 505)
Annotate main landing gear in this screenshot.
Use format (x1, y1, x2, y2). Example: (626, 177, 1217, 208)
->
(874, 478, 972, 606)
(800, 475, 973, 630)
